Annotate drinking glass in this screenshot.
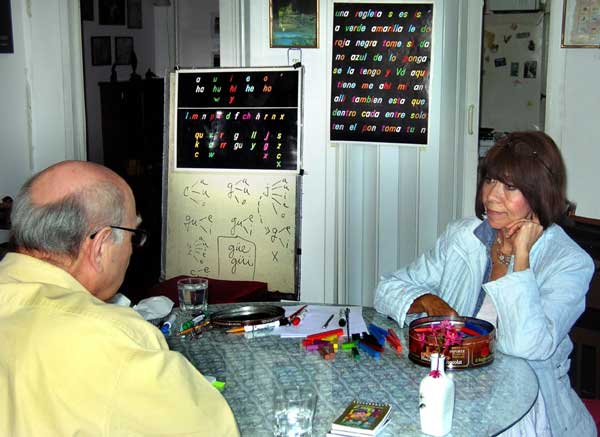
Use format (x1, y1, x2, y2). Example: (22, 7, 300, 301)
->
(177, 277, 208, 313)
(273, 386, 317, 437)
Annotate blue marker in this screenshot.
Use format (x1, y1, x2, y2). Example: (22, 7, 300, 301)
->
(160, 313, 177, 335)
(358, 341, 381, 360)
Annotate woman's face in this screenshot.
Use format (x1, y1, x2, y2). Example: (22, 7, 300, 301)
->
(481, 177, 533, 229)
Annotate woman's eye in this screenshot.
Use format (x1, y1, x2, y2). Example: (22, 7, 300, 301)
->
(483, 177, 495, 184)
(505, 184, 517, 191)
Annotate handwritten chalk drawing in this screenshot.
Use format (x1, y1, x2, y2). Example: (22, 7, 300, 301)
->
(217, 235, 257, 277)
(166, 172, 297, 293)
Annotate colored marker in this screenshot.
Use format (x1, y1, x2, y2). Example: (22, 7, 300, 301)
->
(322, 314, 335, 328)
(338, 308, 347, 327)
(176, 320, 209, 336)
(345, 307, 350, 339)
(160, 313, 177, 335)
(180, 313, 206, 331)
(307, 328, 344, 341)
(287, 305, 308, 323)
(358, 341, 381, 359)
(291, 307, 308, 326)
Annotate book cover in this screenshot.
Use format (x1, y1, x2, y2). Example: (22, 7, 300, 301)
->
(331, 400, 391, 436)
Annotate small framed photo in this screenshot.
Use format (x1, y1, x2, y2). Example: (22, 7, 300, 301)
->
(115, 36, 133, 65)
(0, 0, 14, 53)
(91, 36, 111, 66)
(561, 0, 600, 48)
(99, 0, 125, 26)
(127, 0, 142, 29)
(270, 0, 319, 48)
(80, 0, 94, 21)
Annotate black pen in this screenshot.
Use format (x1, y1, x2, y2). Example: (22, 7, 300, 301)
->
(322, 314, 334, 328)
(345, 307, 350, 339)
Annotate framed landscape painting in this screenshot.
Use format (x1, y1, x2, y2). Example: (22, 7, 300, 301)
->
(270, 0, 318, 48)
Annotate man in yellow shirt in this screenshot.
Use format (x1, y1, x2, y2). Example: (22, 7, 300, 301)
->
(0, 161, 239, 436)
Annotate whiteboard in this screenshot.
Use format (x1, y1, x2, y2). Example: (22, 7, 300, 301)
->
(164, 73, 300, 295)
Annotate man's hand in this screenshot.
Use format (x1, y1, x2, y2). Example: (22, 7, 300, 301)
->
(408, 293, 458, 317)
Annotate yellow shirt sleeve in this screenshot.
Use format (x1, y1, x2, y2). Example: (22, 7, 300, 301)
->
(108, 347, 239, 436)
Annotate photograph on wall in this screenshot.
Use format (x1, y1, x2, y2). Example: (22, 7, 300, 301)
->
(91, 36, 111, 65)
(561, 0, 600, 47)
(524, 60, 537, 78)
(0, 0, 14, 53)
(99, 0, 125, 26)
(270, 0, 319, 48)
(127, 0, 142, 29)
(115, 36, 133, 65)
(510, 62, 519, 77)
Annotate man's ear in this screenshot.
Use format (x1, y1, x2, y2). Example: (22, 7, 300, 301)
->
(86, 227, 113, 272)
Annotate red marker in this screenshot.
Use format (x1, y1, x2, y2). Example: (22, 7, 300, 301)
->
(291, 307, 308, 326)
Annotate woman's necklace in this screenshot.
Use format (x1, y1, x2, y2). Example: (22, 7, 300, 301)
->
(494, 237, 512, 266)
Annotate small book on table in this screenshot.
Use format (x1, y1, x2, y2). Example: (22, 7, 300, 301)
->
(327, 400, 392, 436)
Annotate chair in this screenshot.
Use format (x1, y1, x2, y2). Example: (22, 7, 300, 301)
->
(582, 398, 600, 433)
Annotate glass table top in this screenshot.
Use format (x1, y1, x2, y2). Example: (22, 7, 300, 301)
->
(167, 303, 538, 437)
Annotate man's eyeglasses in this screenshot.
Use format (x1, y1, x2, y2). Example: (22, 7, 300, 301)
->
(90, 226, 148, 248)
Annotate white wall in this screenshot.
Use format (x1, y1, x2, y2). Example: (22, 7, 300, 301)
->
(0, 0, 85, 197)
(0, 0, 31, 200)
(81, 0, 156, 163)
(546, 0, 600, 219)
(176, 0, 220, 68)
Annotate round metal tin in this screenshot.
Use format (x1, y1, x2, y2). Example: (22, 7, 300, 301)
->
(209, 305, 286, 327)
(408, 315, 495, 370)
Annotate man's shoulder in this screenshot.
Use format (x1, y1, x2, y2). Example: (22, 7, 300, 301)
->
(68, 298, 167, 351)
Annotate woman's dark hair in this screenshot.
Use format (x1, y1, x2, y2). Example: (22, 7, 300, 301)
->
(475, 131, 568, 228)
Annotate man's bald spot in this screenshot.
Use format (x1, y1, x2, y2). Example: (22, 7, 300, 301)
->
(30, 161, 126, 206)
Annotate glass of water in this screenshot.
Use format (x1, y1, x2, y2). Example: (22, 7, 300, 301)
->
(177, 277, 208, 314)
(273, 386, 317, 437)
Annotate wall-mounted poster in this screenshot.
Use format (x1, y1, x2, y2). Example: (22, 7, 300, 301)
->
(329, 2, 433, 146)
(175, 67, 302, 172)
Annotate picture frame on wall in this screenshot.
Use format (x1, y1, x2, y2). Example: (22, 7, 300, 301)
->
(91, 36, 111, 65)
(0, 0, 14, 53)
(270, 0, 319, 48)
(81, 0, 94, 21)
(99, 0, 125, 26)
(127, 0, 142, 29)
(561, 0, 600, 47)
(115, 36, 133, 65)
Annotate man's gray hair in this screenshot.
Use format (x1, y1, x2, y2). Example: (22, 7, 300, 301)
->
(10, 178, 125, 259)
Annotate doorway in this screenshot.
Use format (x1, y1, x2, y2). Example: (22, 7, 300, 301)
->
(478, 2, 548, 156)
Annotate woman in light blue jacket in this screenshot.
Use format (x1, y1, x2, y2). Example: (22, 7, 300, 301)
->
(374, 131, 596, 437)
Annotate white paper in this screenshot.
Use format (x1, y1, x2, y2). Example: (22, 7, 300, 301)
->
(277, 305, 367, 338)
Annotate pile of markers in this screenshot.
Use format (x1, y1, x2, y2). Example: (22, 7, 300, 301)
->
(160, 312, 209, 337)
(301, 323, 403, 361)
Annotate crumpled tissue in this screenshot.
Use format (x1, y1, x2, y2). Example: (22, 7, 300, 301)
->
(133, 296, 174, 321)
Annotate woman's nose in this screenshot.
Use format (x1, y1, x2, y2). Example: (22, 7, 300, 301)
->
(486, 180, 504, 200)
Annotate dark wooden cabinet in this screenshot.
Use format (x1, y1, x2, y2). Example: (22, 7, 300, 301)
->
(99, 78, 165, 301)
(564, 216, 600, 400)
